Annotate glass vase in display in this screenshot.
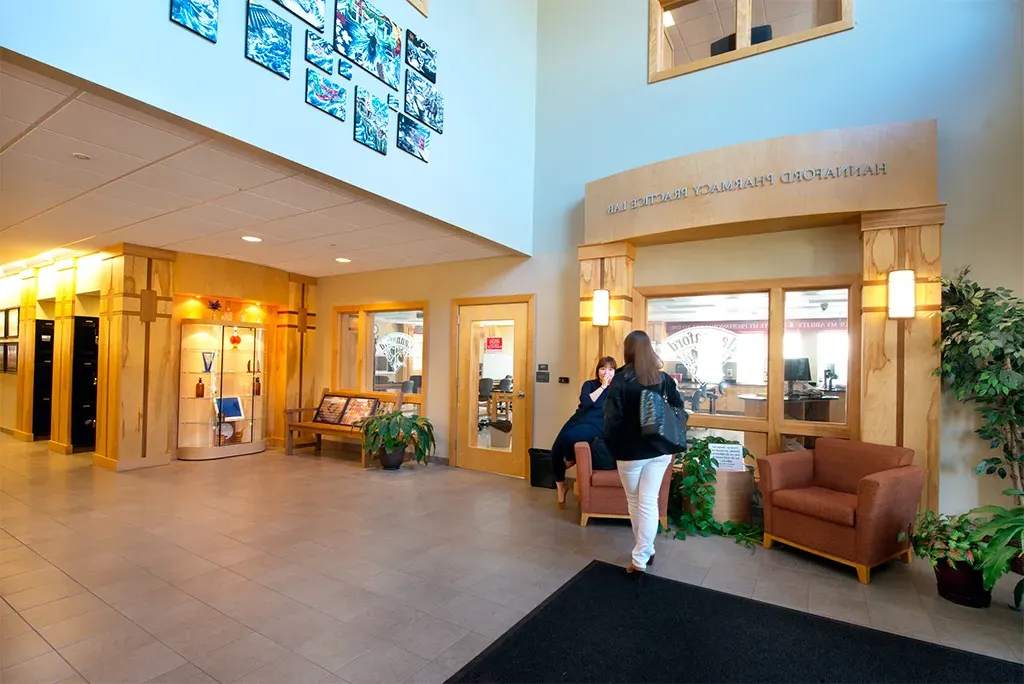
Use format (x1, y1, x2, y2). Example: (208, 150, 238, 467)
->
(202, 351, 216, 373)
(195, 378, 205, 398)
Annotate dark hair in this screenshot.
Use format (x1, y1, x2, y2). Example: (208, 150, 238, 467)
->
(594, 356, 617, 382)
(623, 330, 662, 386)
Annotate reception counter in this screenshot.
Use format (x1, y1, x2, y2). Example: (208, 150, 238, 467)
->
(738, 392, 846, 423)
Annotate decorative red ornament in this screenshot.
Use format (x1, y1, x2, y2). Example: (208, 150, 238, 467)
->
(229, 333, 242, 350)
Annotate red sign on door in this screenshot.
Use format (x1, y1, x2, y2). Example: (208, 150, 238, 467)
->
(485, 337, 503, 351)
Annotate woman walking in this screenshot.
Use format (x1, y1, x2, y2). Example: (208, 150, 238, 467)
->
(604, 331, 684, 574)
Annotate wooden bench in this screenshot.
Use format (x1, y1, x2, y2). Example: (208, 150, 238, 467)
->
(284, 388, 423, 467)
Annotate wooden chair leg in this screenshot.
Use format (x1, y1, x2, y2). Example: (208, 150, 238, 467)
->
(901, 548, 913, 564)
(763, 534, 774, 550)
(315, 434, 322, 450)
(856, 565, 871, 584)
(285, 428, 294, 455)
(580, 513, 589, 527)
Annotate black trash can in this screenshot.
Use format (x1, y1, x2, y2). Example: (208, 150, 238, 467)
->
(528, 448, 556, 489)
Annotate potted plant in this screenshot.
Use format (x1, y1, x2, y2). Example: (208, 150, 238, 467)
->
(970, 489, 1024, 611)
(903, 510, 990, 608)
(937, 269, 1024, 505)
(360, 410, 435, 470)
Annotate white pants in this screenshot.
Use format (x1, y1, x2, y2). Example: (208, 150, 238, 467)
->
(616, 454, 672, 570)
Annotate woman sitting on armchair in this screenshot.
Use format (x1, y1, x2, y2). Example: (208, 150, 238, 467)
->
(551, 356, 617, 508)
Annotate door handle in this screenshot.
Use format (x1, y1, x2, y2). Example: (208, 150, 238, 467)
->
(517, 392, 525, 398)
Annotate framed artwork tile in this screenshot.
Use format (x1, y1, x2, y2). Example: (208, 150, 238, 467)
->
(170, 0, 219, 43)
(6, 308, 17, 338)
(305, 30, 335, 73)
(338, 58, 353, 80)
(313, 395, 348, 424)
(397, 114, 430, 163)
(340, 397, 378, 426)
(3, 343, 17, 374)
(354, 86, 390, 156)
(387, 93, 399, 111)
(405, 30, 436, 83)
(272, 0, 326, 31)
(246, 0, 293, 79)
(335, 0, 402, 90)
(404, 70, 443, 134)
(305, 68, 348, 121)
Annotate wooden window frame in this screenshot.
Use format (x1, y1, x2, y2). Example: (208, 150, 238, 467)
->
(649, 0, 854, 83)
(637, 273, 860, 454)
(331, 301, 429, 402)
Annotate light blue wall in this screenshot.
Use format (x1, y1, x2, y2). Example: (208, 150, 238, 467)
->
(532, 0, 1022, 511)
(0, 0, 538, 254)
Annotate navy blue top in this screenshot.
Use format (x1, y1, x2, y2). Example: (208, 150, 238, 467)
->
(574, 379, 609, 428)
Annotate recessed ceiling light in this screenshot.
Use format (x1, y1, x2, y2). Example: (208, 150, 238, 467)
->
(663, 11, 675, 27)
(335, 257, 352, 263)
(71, 152, 91, 161)
(241, 236, 263, 243)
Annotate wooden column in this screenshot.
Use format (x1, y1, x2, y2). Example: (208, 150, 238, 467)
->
(94, 246, 175, 471)
(579, 243, 635, 383)
(271, 275, 317, 445)
(48, 260, 77, 454)
(12, 270, 38, 442)
(861, 205, 944, 510)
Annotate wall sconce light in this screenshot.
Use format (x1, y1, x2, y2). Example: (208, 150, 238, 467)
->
(888, 270, 917, 319)
(592, 289, 610, 327)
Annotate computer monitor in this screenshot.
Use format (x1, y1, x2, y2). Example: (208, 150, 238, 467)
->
(214, 396, 245, 422)
(784, 358, 812, 396)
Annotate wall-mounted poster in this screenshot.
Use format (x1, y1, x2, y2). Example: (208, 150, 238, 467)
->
(338, 58, 353, 80)
(405, 30, 436, 83)
(305, 30, 335, 72)
(170, 0, 219, 42)
(305, 68, 348, 120)
(272, 0, 326, 31)
(6, 308, 17, 338)
(404, 70, 443, 134)
(397, 114, 429, 163)
(354, 86, 389, 155)
(335, 0, 402, 90)
(340, 397, 378, 426)
(3, 343, 17, 373)
(387, 93, 399, 111)
(246, 1, 293, 79)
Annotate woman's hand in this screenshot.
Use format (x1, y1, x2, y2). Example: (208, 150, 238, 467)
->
(600, 368, 615, 388)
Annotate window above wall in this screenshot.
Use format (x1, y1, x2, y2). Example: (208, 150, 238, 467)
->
(649, 0, 853, 82)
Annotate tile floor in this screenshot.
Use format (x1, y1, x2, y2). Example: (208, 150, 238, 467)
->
(0, 434, 1020, 684)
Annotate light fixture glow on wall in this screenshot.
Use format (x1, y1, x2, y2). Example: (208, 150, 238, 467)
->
(887, 270, 917, 319)
(592, 289, 610, 327)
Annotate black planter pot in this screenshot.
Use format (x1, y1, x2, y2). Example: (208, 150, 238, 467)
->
(378, 448, 406, 470)
(934, 561, 992, 608)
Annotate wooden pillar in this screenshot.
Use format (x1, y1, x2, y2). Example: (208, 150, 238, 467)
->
(860, 205, 944, 510)
(48, 260, 77, 454)
(94, 246, 176, 471)
(579, 243, 635, 383)
(271, 275, 317, 445)
(12, 270, 38, 442)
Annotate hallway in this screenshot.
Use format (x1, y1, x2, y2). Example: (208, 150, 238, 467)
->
(0, 434, 1020, 683)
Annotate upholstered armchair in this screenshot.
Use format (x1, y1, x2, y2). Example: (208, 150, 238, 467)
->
(757, 438, 925, 583)
(573, 442, 671, 528)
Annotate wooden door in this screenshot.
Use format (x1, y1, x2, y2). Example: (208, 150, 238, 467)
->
(455, 303, 529, 478)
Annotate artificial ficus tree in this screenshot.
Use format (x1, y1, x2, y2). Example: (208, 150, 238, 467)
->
(937, 268, 1024, 505)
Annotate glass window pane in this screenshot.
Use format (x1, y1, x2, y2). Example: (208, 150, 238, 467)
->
(665, 1, 737, 67)
(368, 310, 424, 393)
(758, 0, 841, 44)
(782, 289, 849, 423)
(468, 319, 515, 452)
(648, 292, 769, 416)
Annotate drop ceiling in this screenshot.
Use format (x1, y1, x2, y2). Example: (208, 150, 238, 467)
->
(0, 53, 514, 278)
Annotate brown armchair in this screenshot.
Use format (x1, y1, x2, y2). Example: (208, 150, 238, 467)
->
(757, 438, 925, 583)
(574, 442, 671, 528)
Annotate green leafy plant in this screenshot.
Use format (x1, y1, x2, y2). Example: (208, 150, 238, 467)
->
(970, 488, 1024, 610)
(901, 510, 984, 569)
(359, 411, 435, 465)
(666, 436, 763, 547)
(937, 268, 1024, 505)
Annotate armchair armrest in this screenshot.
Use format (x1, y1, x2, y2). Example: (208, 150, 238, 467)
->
(756, 451, 814, 493)
(574, 442, 593, 510)
(285, 407, 319, 419)
(854, 466, 926, 565)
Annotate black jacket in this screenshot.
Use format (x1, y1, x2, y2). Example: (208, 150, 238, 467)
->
(603, 364, 684, 461)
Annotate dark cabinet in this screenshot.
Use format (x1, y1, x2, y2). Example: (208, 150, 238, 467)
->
(33, 320, 54, 438)
(71, 316, 98, 449)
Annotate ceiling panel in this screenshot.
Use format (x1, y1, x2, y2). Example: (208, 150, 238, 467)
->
(168, 203, 266, 230)
(0, 73, 70, 124)
(76, 92, 205, 141)
(0, 61, 77, 96)
(162, 144, 287, 189)
(672, 0, 718, 24)
(41, 100, 196, 161)
(249, 176, 356, 211)
(11, 126, 150, 178)
(94, 179, 196, 212)
(95, 213, 236, 247)
(212, 191, 306, 220)
(7, 192, 162, 240)
(0, 114, 30, 146)
(2, 149, 112, 192)
(264, 211, 362, 239)
(679, 11, 723, 45)
(764, 0, 814, 22)
(319, 201, 405, 228)
(163, 228, 288, 256)
(0, 174, 81, 229)
(125, 164, 237, 202)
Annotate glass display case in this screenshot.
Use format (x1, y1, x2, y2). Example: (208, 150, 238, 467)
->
(178, 319, 266, 460)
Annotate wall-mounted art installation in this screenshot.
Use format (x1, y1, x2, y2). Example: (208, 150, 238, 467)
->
(170, 0, 219, 42)
(405, 30, 436, 83)
(335, 0, 402, 90)
(404, 70, 443, 133)
(305, 68, 348, 120)
(338, 58, 353, 80)
(272, 0, 326, 31)
(246, 1, 293, 79)
(354, 86, 389, 155)
(305, 30, 335, 72)
(387, 93, 399, 111)
(397, 114, 430, 163)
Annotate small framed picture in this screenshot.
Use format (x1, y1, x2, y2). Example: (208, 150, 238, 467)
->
(3, 343, 17, 373)
(7, 308, 17, 338)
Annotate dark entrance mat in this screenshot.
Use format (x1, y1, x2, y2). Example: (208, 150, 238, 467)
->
(448, 560, 1022, 684)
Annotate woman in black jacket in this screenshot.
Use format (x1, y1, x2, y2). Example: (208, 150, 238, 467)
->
(550, 356, 617, 508)
(604, 331, 683, 574)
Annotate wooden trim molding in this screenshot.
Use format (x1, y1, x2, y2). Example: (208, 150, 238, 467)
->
(578, 243, 636, 261)
(101, 243, 177, 261)
(860, 204, 947, 231)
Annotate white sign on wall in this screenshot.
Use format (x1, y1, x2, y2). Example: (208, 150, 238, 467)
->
(709, 443, 746, 472)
